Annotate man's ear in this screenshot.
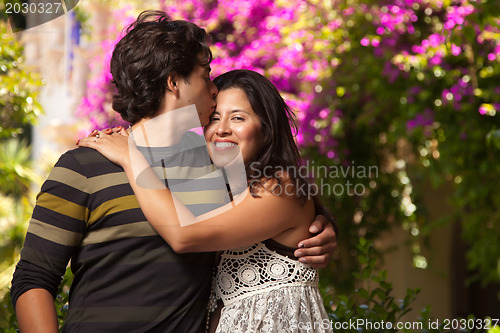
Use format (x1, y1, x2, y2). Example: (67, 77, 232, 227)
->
(167, 73, 179, 97)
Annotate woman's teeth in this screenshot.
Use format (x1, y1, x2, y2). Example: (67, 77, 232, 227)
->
(215, 142, 237, 148)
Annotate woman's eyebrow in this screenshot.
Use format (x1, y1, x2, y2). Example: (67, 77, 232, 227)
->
(231, 109, 250, 115)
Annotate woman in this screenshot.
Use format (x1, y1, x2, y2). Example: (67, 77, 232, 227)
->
(79, 69, 334, 332)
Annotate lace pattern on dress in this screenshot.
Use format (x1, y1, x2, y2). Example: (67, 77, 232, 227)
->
(215, 242, 318, 306)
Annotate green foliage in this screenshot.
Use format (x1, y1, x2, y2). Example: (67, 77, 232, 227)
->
(298, 0, 500, 288)
(55, 268, 73, 329)
(0, 20, 43, 139)
(329, 238, 422, 332)
(327, 239, 494, 333)
(0, 292, 17, 333)
(0, 9, 45, 330)
(0, 140, 34, 332)
(0, 139, 37, 198)
(489, 323, 500, 333)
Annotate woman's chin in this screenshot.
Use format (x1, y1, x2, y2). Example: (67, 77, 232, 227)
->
(211, 152, 239, 167)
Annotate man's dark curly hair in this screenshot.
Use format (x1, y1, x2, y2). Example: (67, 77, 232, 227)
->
(110, 10, 213, 124)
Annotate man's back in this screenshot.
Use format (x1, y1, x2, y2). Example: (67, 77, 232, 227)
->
(12, 146, 217, 332)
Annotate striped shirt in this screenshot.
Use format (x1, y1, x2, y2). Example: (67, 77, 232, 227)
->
(11, 132, 228, 332)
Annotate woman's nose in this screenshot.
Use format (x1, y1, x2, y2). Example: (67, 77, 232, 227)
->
(216, 120, 231, 135)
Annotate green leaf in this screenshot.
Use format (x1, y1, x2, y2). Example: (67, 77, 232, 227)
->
(486, 129, 500, 150)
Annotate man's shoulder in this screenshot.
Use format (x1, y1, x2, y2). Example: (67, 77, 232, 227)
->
(183, 130, 206, 143)
(55, 147, 122, 176)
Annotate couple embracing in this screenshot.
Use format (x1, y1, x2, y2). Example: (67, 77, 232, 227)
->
(12, 10, 337, 333)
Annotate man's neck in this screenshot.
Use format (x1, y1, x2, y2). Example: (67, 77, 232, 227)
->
(130, 105, 202, 147)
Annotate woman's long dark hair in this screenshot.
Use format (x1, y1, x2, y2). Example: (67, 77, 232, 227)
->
(213, 69, 309, 202)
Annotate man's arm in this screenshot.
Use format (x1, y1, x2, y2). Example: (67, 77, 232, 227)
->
(11, 259, 62, 332)
(11, 150, 88, 331)
(16, 289, 58, 333)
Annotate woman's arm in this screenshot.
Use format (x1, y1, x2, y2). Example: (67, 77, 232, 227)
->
(124, 158, 309, 252)
(78, 131, 310, 253)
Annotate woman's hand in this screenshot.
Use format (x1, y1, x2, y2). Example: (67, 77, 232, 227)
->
(77, 126, 132, 167)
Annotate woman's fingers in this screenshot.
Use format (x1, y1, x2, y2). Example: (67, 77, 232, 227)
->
(78, 128, 127, 146)
(86, 127, 125, 137)
(78, 130, 106, 148)
(77, 130, 132, 167)
(88, 129, 99, 137)
(80, 129, 104, 142)
(112, 126, 125, 134)
(115, 126, 130, 137)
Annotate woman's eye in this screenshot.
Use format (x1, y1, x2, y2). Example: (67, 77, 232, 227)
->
(232, 116, 244, 121)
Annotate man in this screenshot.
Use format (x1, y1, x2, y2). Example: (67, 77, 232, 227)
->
(11, 10, 336, 332)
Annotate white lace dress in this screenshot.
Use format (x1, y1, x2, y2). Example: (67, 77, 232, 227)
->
(213, 240, 333, 333)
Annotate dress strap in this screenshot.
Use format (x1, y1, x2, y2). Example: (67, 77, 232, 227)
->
(262, 239, 297, 260)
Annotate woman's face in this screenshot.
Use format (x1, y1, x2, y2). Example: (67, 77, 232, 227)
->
(204, 88, 262, 167)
